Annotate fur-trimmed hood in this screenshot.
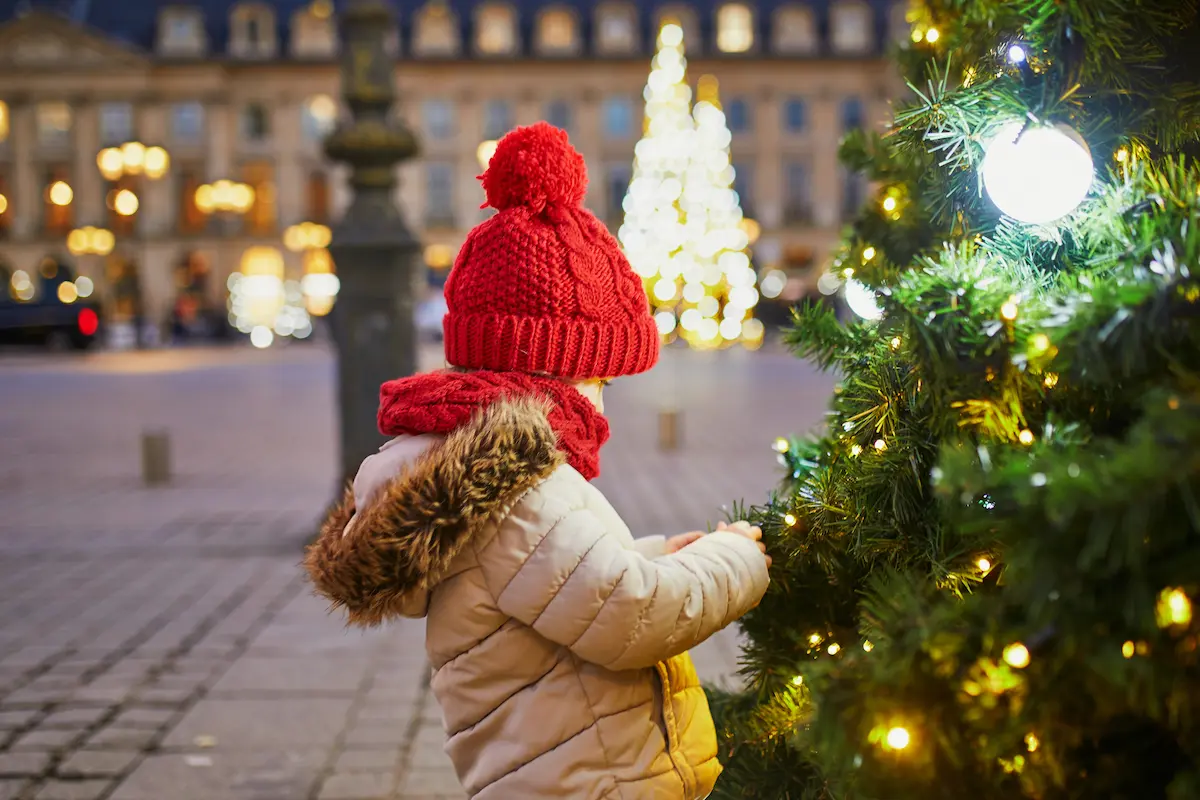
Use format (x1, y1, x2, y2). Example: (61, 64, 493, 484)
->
(304, 397, 564, 626)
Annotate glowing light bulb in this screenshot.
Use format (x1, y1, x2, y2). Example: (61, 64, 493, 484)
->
(981, 122, 1093, 224)
(774, 437, 789, 453)
(881, 196, 898, 212)
(808, 633, 823, 646)
(1044, 373, 1059, 388)
(784, 514, 797, 526)
(791, 675, 803, 686)
(1025, 733, 1040, 752)
(977, 557, 992, 573)
(1003, 642, 1031, 669)
(924, 28, 939, 43)
(862, 640, 874, 652)
(113, 189, 139, 216)
(48, 181, 73, 206)
(874, 439, 887, 451)
(1007, 44, 1026, 64)
(250, 326, 274, 349)
(885, 727, 910, 750)
(1122, 640, 1135, 658)
(862, 246, 876, 261)
(1116, 147, 1129, 163)
(889, 336, 901, 350)
(1157, 588, 1193, 628)
(827, 643, 841, 655)
(1000, 300, 1019, 320)
(850, 444, 863, 456)
(1018, 429, 1035, 446)
(845, 279, 883, 321)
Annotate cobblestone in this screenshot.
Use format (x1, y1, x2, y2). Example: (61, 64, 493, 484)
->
(2, 343, 832, 798)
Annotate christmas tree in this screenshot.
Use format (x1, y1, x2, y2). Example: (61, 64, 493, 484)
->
(618, 25, 762, 349)
(712, 1, 1200, 798)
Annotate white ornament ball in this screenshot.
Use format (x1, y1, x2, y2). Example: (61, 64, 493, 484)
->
(844, 279, 883, 321)
(981, 121, 1093, 224)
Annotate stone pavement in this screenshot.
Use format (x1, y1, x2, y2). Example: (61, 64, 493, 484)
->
(0, 340, 835, 800)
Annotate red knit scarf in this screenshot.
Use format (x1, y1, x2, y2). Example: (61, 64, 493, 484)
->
(377, 370, 610, 481)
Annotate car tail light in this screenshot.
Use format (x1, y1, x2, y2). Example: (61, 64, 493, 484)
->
(78, 308, 99, 336)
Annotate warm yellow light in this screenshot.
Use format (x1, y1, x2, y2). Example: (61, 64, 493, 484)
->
(241, 246, 285, 277)
(784, 513, 797, 526)
(310, 0, 333, 19)
(1000, 300, 1019, 320)
(195, 184, 214, 214)
(910, 27, 923, 43)
(284, 225, 306, 252)
(425, 243, 455, 269)
(1003, 642, 1031, 669)
(477, 140, 499, 170)
(311, 223, 332, 249)
(791, 675, 803, 686)
(881, 196, 898, 213)
(885, 727, 910, 750)
(774, 437, 789, 453)
(889, 336, 901, 350)
(827, 643, 841, 655)
(305, 295, 335, 317)
(863, 640, 874, 652)
(924, 27, 939, 43)
(144, 146, 170, 179)
(0, 194, 6, 215)
(121, 141, 147, 173)
(113, 189, 139, 216)
(92, 228, 114, 255)
(874, 439, 887, 451)
(862, 246, 877, 261)
(1157, 588, 1193, 628)
(48, 181, 73, 206)
(850, 444, 863, 456)
(1043, 373, 1059, 388)
(808, 633, 823, 646)
(97, 147, 125, 180)
(67, 228, 89, 255)
(1031, 333, 1051, 353)
(1116, 147, 1129, 163)
(230, 183, 255, 212)
(57, 281, 78, 303)
(659, 23, 683, 48)
(1122, 640, 1135, 658)
(1018, 429, 1035, 446)
(1025, 733, 1040, 752)
(842, 267, 855, 278)
(977, 557, 992, 573)
(653, 278, 677, 302)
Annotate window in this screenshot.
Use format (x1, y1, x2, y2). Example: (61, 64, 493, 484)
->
(290, 5, 337, 58)
(536, 8, 578, 54)
(656, 7, 700, 53)
(784, 161, 812, 223)
(841, 97, 865, 130)
(784, 97, 807, 132)
(302, 95, 337, 142)
(171, 102, 205, 144)
(99, 102, 133, 146)
(0, 101, 8, 143)
(842, 168, 867, 220)
(158, 8, 206, 55)
(483, 99, 512, 140)
(242, 161, 276, 235)
(726, 97, 750, 133)
(476, 3, 518, 55)
(425, 162, 455, 227)
(596, 3, 636, 55)
(414, 2, 460, 56)
(606, 162, 631, 220)
(602, 96, 633, 139)
(544, 99, 571, 133)
(773, 5, 818, 54)
(716, 3, 754, 53)
(230, 3, 277, 59)
(43, 167, 73, 236)
(307, 170, 330, 223)
(177, 166, 206, 234)
(423, 99, 455, 140)
(241, 104, 270, 141)
(36, 102, 72, 148)
(732, 161, 754, 217)
(831, 0, 874, 54)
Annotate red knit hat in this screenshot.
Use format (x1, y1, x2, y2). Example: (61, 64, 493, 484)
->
(442, 122, 660, 379)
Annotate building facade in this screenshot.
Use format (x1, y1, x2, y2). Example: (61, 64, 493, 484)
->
(0, 0, 905, 335)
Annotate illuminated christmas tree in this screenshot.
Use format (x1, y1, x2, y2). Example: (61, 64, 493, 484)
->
(618, 25, 761, 350)
(711, 0, 1200, 797)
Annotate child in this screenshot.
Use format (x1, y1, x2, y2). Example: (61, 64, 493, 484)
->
(306, 122, 771, 800)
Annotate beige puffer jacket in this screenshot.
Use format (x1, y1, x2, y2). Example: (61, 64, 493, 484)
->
(306, 398, 770, 799)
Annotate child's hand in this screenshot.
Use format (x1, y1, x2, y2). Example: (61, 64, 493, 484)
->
(665, 531, 705, 554)
(717, 521, 772, 568)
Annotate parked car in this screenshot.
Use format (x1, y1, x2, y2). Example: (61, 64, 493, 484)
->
(0, 264, 102, 350)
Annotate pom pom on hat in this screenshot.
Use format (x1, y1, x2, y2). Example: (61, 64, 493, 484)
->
(480, 122, 588, 213)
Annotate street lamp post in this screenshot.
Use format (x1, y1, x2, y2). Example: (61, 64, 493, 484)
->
(324, 0, 421, 487)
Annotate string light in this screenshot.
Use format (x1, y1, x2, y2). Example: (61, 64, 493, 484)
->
(1122, 640, 1136, 658)
(890, 336, 902, 349)
(784, 513, 797, 526)
(1018, 429, 1035, 446)
(881, 196, 898, 213)
(885, 727, 911, 750)
(774, 437, 789, 453)
(1043, 373, 1059, 388)
(1025, 733, 1040, 752)
(981, 121, 1094, 224)
(1000, 298, 1019, 320)
(792, 675, 804, 686)
(1115, 147, 1129, 163)
(1003, 642, 1031, 669)
(827, 643, 841, 655)
(874, 439, 887, 451)
(850, 444, 863, 456)
(862, 246, 876, 261)
(862, 640, 874, 652)
(809, 633, 823, 646)
(1157, 588, 1193, 628)
(924, 27, 939, 43)
(1007, 44, 1027, 64)
(977, 557, 992, 573)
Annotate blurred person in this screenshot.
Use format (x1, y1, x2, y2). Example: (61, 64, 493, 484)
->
(306, 123, 771, 800)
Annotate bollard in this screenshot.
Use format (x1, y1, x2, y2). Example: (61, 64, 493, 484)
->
(658, 408, 681, 452)
(141, 430, 171, 486)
